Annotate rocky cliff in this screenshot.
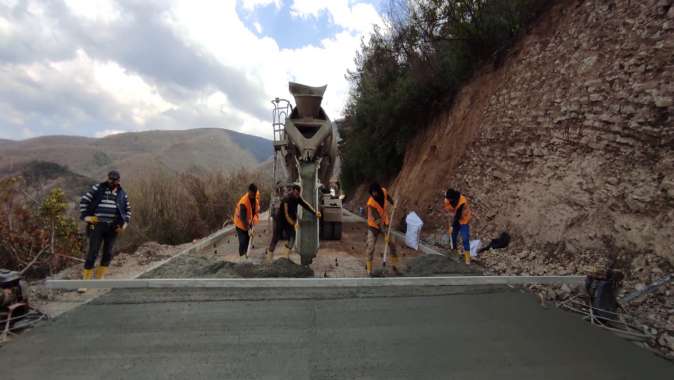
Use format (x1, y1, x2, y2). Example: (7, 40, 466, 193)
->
(394, 0, 673, 264)
(382, 0, 674, 354)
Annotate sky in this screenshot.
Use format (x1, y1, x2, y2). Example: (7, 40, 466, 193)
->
(0, 0, 386, 140)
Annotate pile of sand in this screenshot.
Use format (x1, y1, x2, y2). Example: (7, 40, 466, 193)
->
(141, 256, 313, 278)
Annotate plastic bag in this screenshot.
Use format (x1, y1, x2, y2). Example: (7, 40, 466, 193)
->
(469, 239, 481, 257)
(405, 212, 423, 250)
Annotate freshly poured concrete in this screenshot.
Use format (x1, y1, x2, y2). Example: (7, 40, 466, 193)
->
(1, 287, 671, 379)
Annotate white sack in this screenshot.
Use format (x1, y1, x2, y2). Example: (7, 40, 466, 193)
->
(405, 212, 423, 250)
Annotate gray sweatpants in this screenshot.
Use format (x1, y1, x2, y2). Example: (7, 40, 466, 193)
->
(366, 226, 397, 261)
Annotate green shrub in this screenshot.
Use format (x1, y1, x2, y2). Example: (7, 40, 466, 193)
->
(342, 0, 551, 192)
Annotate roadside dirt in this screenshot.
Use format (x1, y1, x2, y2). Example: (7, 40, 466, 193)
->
(29, 241, 189, 318)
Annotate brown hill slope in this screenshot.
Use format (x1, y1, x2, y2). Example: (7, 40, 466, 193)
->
(378, 0, 674, 269)
(0, 128, 272, 181)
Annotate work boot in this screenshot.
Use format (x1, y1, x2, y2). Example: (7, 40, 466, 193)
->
(78, 268, 93, 293)
(265, 248, 274, 262)
(463, 251, 471, 265)
(366, 260, 373, 276)
(94, 266, 108, 279)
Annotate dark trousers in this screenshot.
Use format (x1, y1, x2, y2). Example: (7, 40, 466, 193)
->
(450, 224, 471, 251)
(85, 222, 118, 270)
(236, 227, 250, 256)
(268, 218, 295, 252)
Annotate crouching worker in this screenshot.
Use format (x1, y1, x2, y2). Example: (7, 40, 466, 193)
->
(267, 184, 321, 259)
(444, 188, 471, 265)
(234, 184, 260, 260)
(366, 183, 398, 275)
(78, 170, 131, 292)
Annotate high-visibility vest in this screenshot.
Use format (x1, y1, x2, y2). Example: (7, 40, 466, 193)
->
(367, 188, 389, 229)
(444, 194, 471, 228)
(234, 192, 259, 230)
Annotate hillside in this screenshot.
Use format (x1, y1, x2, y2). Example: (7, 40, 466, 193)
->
(345, 0, 673, 354)
(0, 161, 95, 202)
(0, 128, 272, 181)
(390, 0, 673, 264)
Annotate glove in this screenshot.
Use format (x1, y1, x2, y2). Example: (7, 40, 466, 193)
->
(84, 216, 98, 224)
(294, 222, 299, 231)
(316, 211, 322, 219)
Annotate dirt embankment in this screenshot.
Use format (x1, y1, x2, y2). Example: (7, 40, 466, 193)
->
(349, 0, 673, 355)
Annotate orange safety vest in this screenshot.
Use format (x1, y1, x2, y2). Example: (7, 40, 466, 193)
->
(444, 194, 471, 229)
(367, 188, 389, 229)
(234, 191, 259, 230)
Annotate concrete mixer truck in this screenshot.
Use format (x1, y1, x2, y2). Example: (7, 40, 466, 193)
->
(270, 82, 343, 265)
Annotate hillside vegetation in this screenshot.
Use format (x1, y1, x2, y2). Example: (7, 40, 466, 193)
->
(342, 0, 550, 190)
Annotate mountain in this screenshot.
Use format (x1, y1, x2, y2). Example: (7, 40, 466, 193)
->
(0, 128, 273, 181)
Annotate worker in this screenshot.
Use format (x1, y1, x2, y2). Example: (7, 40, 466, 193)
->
(234, 183, 260, 260)
(267, 184, 321, 259)
(444, 188, 472, 264)
(78, 170, 131, 292)
(366, 182, 398, 275)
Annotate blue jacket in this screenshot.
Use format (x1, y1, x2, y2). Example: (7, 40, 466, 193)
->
(79, 182, 131, 225)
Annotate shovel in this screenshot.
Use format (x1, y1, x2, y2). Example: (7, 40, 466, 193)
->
(382, 196, 399, 267)
(245, 227, 255, 259)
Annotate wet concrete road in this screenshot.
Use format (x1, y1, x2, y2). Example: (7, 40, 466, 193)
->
(1, 286, 672, 379)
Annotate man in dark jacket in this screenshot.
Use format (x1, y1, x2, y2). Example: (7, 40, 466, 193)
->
(78, 170, 131, 291)
(266, 184, 321, 259)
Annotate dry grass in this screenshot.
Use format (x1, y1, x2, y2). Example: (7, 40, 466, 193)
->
(117, 169, 270, 251)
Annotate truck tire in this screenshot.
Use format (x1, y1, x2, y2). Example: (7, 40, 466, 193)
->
(301, 255, 313, 266)
(333, 222, 342, 240)
(321, 221, 332, 240)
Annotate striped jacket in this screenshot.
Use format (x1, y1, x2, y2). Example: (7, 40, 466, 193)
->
(79, 182, 131, 225)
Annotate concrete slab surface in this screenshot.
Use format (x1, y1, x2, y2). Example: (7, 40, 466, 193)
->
(1, 287, 671, 379)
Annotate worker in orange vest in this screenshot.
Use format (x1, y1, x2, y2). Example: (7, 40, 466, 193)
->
(444, 188, 472, 264)
(366, 182, 398, 275)
(234, 183, 260, 259)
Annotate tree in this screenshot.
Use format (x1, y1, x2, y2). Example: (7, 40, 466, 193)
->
(0, 177, 81, 277)
(341, 0, 551, 191)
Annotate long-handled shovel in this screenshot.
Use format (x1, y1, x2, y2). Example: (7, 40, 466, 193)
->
(245, 227, 255, 259)
(382, 196, 399, 267)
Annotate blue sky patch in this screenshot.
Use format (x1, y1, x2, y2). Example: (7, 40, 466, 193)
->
(236, 2, 345, 50)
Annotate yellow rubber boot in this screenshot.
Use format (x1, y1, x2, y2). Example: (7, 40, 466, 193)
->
(464, 251, 471, 265)
(95, 266, 108, 279)
(366, 260, 373, 275)
(78, 269, 93, 293)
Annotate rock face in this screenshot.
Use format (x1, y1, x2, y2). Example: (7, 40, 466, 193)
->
(392, 0, 674, 266)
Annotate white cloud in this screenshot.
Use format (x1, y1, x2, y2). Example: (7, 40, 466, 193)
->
(290, 0, 383, 33)
(168, 0, 383, 131)
(240, 0, 283, 12)
(253, 21, 262, 34)
(0, 16, 12, 35)
(0, 0, 384, 141)
(91, 58, 175, 125)
(64, 0, 121, 23)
